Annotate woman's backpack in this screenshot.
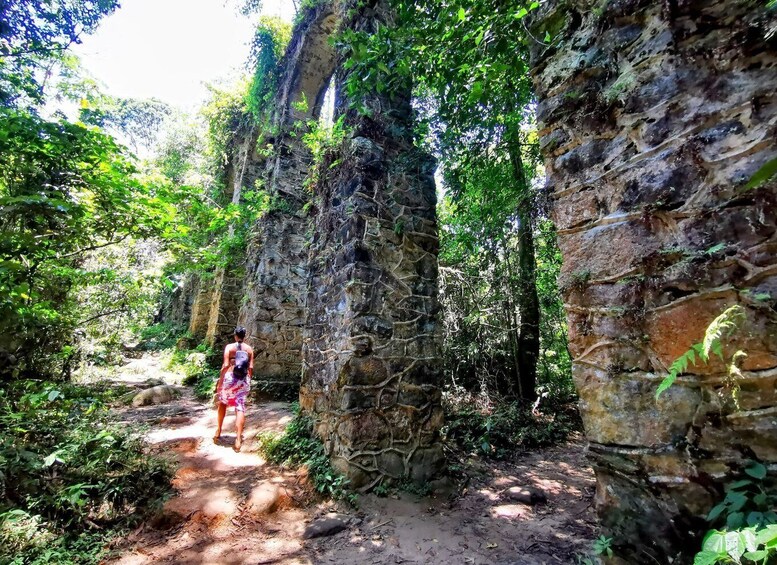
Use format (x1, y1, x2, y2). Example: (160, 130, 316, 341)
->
(233, 342, 250, 379)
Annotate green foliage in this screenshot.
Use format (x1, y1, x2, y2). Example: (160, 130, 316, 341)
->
(73, 240, 172, 370)
(301, 115, 351, 192)
(372, 481, 390, 497)
(396, 477, 433, 498)
(744, 157, 777, 190)
(364, 0, 568, 401)
(156, 84, 275, 277)
(442, 390, 579, 458)
(138, 322, 188, 351)
(200, 81, 252, 183)
(0, 0, 119, 107)
(0, 380, 172, 563)
(694, 462, 777, 565)
(656, 305, 747, 399)
(0, 107, 170, 378)
(192, 371, 219, 402)
(162, 343, 219, 400)
(577, 535, 615, 564)
(594, 535, 614, 558)
(80, 96, 172, 151)
(246, 17, 291, 121)
(259, 405, 353, 501)
(439, 174, 572, 399)
(336, 25, 411, 116)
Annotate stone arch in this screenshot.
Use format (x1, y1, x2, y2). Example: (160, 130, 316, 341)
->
(182, 0, 444, 488)
(236, 4, 340, 393)
(276, 9, 338, 123)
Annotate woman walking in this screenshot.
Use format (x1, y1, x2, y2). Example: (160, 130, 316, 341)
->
(213, 326, 254, 451)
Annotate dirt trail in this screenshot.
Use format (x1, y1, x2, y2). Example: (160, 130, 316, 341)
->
(106, 353, 597, 564)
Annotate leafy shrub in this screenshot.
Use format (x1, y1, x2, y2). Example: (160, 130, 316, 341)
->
(137, 322, 188, 351)
(193, 371, 219, 402)
(167, 346, 219, 401)
(258, 404, 353, 501)
(442, 390, 580, 458)
(0, 381, 172, 564)
(694, 461, 777, 565)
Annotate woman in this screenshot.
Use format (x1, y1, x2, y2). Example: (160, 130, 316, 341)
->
(213, 326, 254, 451)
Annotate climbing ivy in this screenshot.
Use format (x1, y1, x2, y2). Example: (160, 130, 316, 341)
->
(246, 16, 292, 121)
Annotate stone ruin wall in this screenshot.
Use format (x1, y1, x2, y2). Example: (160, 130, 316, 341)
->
(236, 5, 338, 394)
(171, 0, 445, 485)
(300, 0, 444, 489)
(531, 1, 777, 562)
(185, 130, 258, 348)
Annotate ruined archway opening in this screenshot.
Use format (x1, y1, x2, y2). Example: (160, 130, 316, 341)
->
(234, 6, 339, 400)
(318, 75, 336, 130)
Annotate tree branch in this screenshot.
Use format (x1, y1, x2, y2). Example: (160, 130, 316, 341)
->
(78, 306, 127, 326)
(56, 236, 129, 260)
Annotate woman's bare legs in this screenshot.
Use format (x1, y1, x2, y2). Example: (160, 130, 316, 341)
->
(214, 402, 227, 442)
(234, 410, 245, 451)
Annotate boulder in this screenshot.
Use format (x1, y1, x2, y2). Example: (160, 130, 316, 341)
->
(131, 385, 177, 407)
(504, 486, 547, 505)
(245, 482, 288, 515)
(302, 514, 350, 539)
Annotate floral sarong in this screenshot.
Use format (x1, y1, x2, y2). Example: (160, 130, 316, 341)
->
(218, 372, 250, 412)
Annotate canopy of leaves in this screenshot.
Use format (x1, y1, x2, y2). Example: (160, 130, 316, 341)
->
(0, 0, 119, 106)
(0, 108, 171, 376)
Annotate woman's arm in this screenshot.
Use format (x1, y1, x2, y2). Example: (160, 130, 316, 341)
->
(216, 345, 230, 392)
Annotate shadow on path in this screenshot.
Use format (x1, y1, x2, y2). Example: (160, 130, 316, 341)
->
(106, 354, 596, 564)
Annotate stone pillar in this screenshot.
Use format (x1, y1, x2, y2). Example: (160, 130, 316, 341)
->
(189, 275, 215, 341)
(205, 267, 244, 349)
(238, 4, 338, 393)
(531, 1, 777, 562)
(301, 0, 444, 488)
(204, 131, 257, 351)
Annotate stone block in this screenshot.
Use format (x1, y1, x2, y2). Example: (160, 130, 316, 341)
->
(408, 445, 445, 483)
(336, 412, 390, 450)
(576, 368, 701, 446)
(377, 450, 406, 478)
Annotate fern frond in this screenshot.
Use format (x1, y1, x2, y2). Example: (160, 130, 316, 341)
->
(702, 305, 746, 361)
(657, 345, 703, 399)
(656, 305, 746, 400)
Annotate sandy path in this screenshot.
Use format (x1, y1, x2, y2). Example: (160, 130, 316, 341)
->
(105, 353, 596, 565)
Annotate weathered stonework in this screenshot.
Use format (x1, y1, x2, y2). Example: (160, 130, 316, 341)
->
(300, 0, 444, 488)
(195, 131, 257, 350)
(189, 274, 216, 340)
(531, 1, 777, 562)
(237, 4, 338, 391)
(172, 0, 444, 487)
(239, 211, 308, 390)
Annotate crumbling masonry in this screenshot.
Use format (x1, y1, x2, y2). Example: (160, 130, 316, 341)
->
(172, 0, 444, 487)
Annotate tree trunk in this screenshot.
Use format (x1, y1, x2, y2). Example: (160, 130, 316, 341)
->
(508, 139, 539, 401)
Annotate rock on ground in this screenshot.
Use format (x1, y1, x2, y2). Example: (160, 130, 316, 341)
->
(131, 385, 177, 407)
(504, 486, 548, 505)
(302, 514, 350, 539)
